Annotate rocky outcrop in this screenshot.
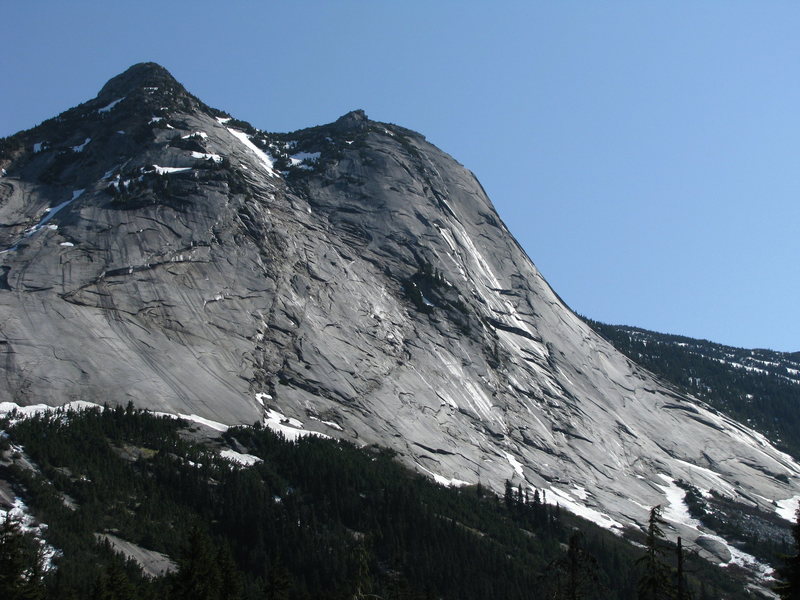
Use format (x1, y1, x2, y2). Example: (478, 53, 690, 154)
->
(1, 64, 798, 581)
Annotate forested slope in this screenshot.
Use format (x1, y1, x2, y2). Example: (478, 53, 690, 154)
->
(0, 406, 757, 599)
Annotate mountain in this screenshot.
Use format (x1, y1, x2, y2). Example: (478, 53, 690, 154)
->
(1, 63, 799, 587)
(587, 320, 800, 460)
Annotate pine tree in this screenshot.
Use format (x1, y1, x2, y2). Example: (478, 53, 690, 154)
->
(264, 560, 291, 600)
(217, 543, 244, 600)
(350, 540, 373, 600)
(547, 530, 601, 600)
(504, 480, 514, 509)
(636, 506, 674, 600)
(0, 513, 46, 600)
(675, 537, 691, 600)
(91, 561, 137, 600)
(172, 528, 223, 600)
(775, 507, 800, 599)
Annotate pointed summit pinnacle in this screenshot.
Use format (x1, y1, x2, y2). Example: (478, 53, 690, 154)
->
(332, 109, 369, 133)
(92, 62, 207, 116)
(97, 63, 181, 99)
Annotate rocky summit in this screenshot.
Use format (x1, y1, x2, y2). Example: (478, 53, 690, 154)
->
(1, 63, 798, 582)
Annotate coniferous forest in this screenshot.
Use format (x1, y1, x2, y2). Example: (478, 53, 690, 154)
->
(2, 405, 788, 599)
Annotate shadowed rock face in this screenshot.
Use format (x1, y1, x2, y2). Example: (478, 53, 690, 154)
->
(1, 64, 798, 577)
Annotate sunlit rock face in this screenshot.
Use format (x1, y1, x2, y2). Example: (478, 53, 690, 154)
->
(1, 63, 798, 581)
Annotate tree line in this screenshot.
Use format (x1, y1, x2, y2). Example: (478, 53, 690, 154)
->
(2, 405, 794, 599)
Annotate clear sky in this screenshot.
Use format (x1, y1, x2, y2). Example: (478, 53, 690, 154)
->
(2, 2, 798, 351)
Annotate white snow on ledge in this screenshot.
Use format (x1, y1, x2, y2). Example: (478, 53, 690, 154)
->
(290, 151, 321, 169)
(71, 138, 91, 152)
(0, 403, 231, 434)
(98, 97, 124, 113)
(655, 474, 702, 529)
(546, 485, 625, 532)
(153, 412, 230, 432)
(220, 449, 262, 467)
(309, 415, 344, 431)
(22, 189, 84, 240)
(503, 451, 524, 478)
(776, 495, 800, 522)
(191, 151, 223, 163)
(416, 463, 471, 488)
(0, 497, 60, 570)
(152, 165, 191, 175)
(0, 400, 102, 423)
(263, 407, 329, 442)
(226, 128, 277, 177)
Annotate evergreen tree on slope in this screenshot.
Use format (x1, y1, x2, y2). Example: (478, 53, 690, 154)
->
(775, 508, 800, 599)
(637, 506, 674, 600)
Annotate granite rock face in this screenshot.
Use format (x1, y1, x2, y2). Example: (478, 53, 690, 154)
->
(1, 64, 798, 575)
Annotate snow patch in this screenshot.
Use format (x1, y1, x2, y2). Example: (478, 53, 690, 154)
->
(0, 497, 60, 570)
(71, 138, 91, 152)
(309, 416, 344, 431)
(572, 485, 589, 501)
(416, 463, 471, 488)
(264, 408, 329, 442)
(547, 486, 624, 531)
(715, 536, 773, 577)
(656, 476, 773, 576)
(220, 449, 262, 467)
(33, 142, 44, 153)
(216, 116, 231, 124)
(226, 128, 277, 176)
(265, 409, 302, 430)
(152, 166, 191, 175)
(60, 242, 74, 247)
(289, 151, 321, 169)
(776, 495, 800, 522)
(98, 97, 124, 113)
(437, 226, 457, 253)
(0, 400, 103, 423)
(155, 412, 229, 432)
(503, 451, 524, 478)
(655, 474, 702, 530)
(191, 151, 223, 163)
(21, 188, 84, 238)
(673, 459, 738, 497)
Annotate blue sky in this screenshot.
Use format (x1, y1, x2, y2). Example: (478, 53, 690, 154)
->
(2, 2, 798, 351)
